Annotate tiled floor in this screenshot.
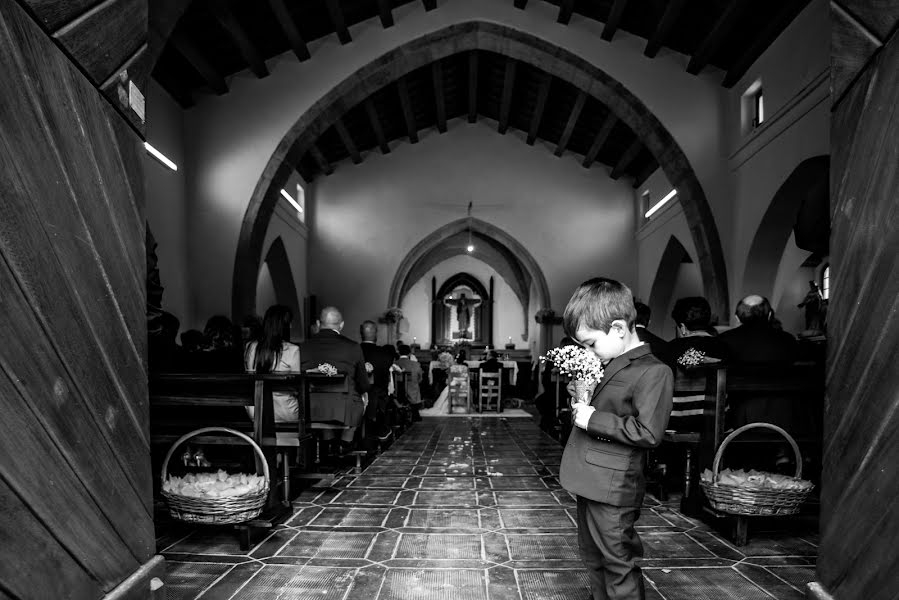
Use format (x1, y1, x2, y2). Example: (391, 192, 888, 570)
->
(158, 418, 818, 599)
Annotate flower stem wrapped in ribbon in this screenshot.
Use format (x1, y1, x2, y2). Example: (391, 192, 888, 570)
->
(540, 346, 604, 404)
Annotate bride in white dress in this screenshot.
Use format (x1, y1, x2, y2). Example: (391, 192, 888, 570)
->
(419, 360, 471, 415)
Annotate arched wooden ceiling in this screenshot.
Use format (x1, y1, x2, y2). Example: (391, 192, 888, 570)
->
(153, 0, 810, 106)
(299, 49, 658, 186)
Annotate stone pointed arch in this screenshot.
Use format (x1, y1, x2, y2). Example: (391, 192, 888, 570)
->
(232, 21, 728, 322)
(743, 155, 830, 301)
(387, 218, 550, 340)
(261, 237, 301, 327)
(648, 235, 692, 328)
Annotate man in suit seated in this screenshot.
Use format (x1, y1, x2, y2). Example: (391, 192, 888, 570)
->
(663, 296, 729, 371)
(360, 320, 395, 442)
(395, 344, 423, 421)
(300, 307, 372, 455)
(634, 301, 667, 358)
(718, 295, 799, 455)
(719, 295, 797, 364)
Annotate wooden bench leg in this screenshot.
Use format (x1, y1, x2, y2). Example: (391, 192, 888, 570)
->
(733, 517, 749, 546)
(237, 525, 251, 551)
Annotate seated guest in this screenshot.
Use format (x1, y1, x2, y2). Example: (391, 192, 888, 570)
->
(662, 297, 729, 433)
(148, 311, 182, 372)
(480, 350, 501, 373)
(240, 314, 263, 348)
(360, 320, 395, 441)
(300, 307, 371, 454)
(634, 301, 667, 358)
(719, 295, 798, 364)
(719, 295, 799, 438)
(179, 329, 206, 371)
(396, 344, 423, 421)
(244, 305, 301, 422)
(663, 297, 729, 370)
(198, 315, 243, 372)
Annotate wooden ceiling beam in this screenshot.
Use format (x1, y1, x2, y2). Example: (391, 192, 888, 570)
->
(633, 158, 659, 188)
(210, 0, 268, 78)
(432, 60, 447, 133)
(601, 0, 629, 42)
(555, 90, 587, 156)
(397, 77, 419, 143)
(687, 0, 750, 75)
(644, 0, 686, 58)
(364, 99, 390, 154)
(268, 0, 311, 62)
(468, 51, 478, 123)
(308, 144, 333, 176)
(611, 138, 643, 179)
(422, 0, 437, 11)
(513, 0, 528, 8)
(527, 72, 552, 145)
(497, 58, 517, 134)
(326, 0, 352, 45)
(334, 118, 362, 164)
(170, 30, 228, 94)
(722, 2, 805, 87)
(557, 0, 575, 24)
(376, 0, 394, 28)
(582, 113, 617, 168)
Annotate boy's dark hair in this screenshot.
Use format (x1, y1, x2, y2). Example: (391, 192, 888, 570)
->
(563, 278, 636, 338)
(397, 343, 412, 356)
(633, 301, 651, 327)
(671, 296, 712, 331)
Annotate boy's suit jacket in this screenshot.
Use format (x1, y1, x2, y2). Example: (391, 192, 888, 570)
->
(560, 344, 673, 507)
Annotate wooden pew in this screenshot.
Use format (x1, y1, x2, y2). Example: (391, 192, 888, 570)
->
(149, 372, 312, 549)
(663, 362, 823, 544)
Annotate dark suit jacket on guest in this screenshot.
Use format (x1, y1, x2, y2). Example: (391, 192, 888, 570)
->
(395, 356, 423, 405)
(300, 329, 372, 424)
(635, 326, 667, 359)
(718, 324, 797, 364)
(360, 342, 395, 391)
(560, 344, 673, 507)
(480, 357, 501, 372)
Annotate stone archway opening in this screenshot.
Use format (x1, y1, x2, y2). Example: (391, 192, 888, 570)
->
(231, 21, 729, 324)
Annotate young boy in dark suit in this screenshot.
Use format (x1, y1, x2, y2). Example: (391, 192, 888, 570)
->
(560, 278, 673, 600)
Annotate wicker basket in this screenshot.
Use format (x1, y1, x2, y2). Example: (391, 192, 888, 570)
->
(700, 423, 813, 516)
(161, 427, 269, 525)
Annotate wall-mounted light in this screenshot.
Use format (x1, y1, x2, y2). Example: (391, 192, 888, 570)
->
(645, 188, 677, 218)
(280, 188, 304, 214)
(466, 244, 475, 253)
(144, 142, 177, 171)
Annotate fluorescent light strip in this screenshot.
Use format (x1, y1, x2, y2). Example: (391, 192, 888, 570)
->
(645, 188, 677, 218)
(144, 142, 177, 171)
(280, 189, 304, 213)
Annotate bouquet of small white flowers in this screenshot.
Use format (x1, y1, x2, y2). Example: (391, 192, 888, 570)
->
(316, 362, 338, 376)
(676, 348, 718, 368)
(364, 361, 374, 374)
(540, 345, 604, 404)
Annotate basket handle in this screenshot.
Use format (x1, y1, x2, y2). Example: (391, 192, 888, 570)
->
(160, 427, 270, 487)
(712, 422, 802, 482)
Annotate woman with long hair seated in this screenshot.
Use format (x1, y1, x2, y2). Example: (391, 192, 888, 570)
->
(244, 305, 301, 422)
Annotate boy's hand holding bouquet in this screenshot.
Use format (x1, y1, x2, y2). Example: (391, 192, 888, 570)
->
(540, 345, 605, 405)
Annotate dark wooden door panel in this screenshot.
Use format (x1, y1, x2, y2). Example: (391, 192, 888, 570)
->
(0, 1, 156, 596)
(0, 479, 103, 599)
(0, 0, 152, 496)
(823, 11, 899, 600)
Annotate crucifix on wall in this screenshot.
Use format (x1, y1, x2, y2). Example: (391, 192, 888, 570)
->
(444, 291, 482, 339)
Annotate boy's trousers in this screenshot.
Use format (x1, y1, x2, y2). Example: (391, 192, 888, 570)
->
(577, 495, 645, 600)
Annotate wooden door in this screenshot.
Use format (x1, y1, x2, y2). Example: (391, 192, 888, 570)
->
(0, 0, 161, 598)
(816, 4, 899, 599)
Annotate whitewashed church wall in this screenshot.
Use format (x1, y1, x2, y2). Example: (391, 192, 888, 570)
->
(308, 122, 637, 338)
(144, 81, 191, 328)
(179, 0, 727, 327)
